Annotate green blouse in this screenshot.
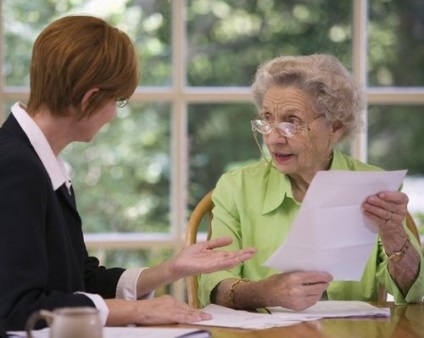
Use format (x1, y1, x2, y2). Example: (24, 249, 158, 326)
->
(199, 149, 424, 306)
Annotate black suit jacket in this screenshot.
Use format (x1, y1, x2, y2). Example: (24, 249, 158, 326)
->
(0, 114, 125, 330)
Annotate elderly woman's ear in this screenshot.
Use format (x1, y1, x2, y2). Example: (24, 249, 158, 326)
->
(329, 121, 345, 142)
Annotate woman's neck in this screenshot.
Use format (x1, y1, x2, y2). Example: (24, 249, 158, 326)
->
(289, 151, 334, 202)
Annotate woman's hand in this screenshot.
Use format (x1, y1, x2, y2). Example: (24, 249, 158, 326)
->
(106, 296, 211, 326)
(363, 191, 419, 295)
(170, 236, 256, 279)
(215, 271, 332, 311)
(258, 271, 333, 311)
(362, 191, 409, 237)
(136, 236, 255, 296)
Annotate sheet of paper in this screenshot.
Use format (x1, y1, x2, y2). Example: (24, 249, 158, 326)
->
(264, 170, 407, 280)
(8, 327, 211, 338)
(268, 300, 390, 320)
(193, 304, 301, 329)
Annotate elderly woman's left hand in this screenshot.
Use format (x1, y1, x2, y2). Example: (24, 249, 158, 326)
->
(362, 190, 420, 296)
(362, 191, 409, 236)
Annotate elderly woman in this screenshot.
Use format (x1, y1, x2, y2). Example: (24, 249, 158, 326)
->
(199, 54, 424, 311)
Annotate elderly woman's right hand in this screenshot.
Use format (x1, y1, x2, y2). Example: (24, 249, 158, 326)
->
(214, 271, 332, 311)
(259, 271, 333, 311)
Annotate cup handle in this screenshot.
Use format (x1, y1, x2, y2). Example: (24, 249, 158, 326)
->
(25, 310, 54, 338)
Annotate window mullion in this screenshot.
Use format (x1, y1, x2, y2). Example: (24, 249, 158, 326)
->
(351, 0, 368, 162)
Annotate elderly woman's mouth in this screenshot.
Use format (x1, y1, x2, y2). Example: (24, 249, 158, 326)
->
(274, 152, 293, 160)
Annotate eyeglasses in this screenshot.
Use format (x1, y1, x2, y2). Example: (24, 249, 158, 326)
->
(251, 115, 323, 138)
(116, 98, 128, 108)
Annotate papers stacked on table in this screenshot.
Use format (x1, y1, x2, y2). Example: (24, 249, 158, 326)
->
(194, 301, 390, 330)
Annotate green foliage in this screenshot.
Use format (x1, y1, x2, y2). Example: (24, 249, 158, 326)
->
(3, 0, 173, 86)
(63, 103, 172, 233)
(368, 0, 424, 86)
(368, 106, 424, 174)
(186, 0, 353, 86)
(188, 103, 259, 205)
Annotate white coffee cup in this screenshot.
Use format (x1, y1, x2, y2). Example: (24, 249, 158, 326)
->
(25, 307, 103, 338)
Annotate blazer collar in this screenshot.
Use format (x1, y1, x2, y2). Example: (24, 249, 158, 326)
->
(10, 103, 71, 192)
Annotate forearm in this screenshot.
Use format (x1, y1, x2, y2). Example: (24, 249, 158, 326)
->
(105, 299, 139, 326)
(136, 260, 180, 296)
(378, 219, 422, 296)
(387, 243, 420, 296)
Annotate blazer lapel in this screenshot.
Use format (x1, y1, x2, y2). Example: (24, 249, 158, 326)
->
(57, 184, 78, 211)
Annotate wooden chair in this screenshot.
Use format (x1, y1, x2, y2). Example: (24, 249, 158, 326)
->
(405, 212, 421, 245)
(184, 189, 421, 307)
(185, 190, 214, 308)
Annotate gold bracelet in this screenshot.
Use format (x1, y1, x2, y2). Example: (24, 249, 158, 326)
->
(385, 237, 410, 263)
(228, 278, 249, 308)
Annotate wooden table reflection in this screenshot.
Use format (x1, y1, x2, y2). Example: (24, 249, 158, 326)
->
(181, 302, 424, 338)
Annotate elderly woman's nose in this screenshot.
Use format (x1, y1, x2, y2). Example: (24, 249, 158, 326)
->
(268, 127, 288, 142)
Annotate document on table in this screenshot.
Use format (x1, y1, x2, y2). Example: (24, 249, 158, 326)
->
(192, 301, 389, 329)
(10, 302, 390, 335)
(267, 300, 390, 319)
(8, 327, 211, 338)
(264, 170, 407, 281)
(193, 304, 301, 329)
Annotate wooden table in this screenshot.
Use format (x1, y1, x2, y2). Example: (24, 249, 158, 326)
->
(182, 302, 424, 338)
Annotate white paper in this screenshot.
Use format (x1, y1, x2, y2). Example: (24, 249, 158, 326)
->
(268, 300, 390, 319)
(8, 327, 211, 338)
(265, 170, 407, 280)
(192, 301, 389, 329)
(193, 304, 301, 329)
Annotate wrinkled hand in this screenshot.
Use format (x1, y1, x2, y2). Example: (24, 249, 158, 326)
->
(259, 271, 332, 311)
(106, 295, 211, 326)
(362, 191, 409, 236)
(170, 236, 255, 278)
(134, 295, 211, 324)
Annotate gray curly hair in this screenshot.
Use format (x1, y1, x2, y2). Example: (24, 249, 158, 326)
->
(251, 54, 364, 141)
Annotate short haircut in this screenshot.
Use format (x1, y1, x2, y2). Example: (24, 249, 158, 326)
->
(27, 15, 139, 118)
(251, 54, 364, 141)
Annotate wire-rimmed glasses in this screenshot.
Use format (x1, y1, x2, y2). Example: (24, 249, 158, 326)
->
(251, 114, 323, 138)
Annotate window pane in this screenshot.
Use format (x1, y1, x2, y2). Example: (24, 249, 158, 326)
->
(368, 0, 424, 86)
(188, 103, 259, 206)
(187, 0, 352, 86)
(63, 103, 172, 233)
(368, 106, 424, 174)
(367, 105, 424, 230)
(3, 0, 171, 86)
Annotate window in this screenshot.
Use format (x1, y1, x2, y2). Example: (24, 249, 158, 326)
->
(1, 0, 423, 300)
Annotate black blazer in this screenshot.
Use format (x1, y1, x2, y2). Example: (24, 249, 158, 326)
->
(0, 114, 125, 330)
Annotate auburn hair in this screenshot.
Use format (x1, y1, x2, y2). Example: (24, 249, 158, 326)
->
(27, 15, 139, 118)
